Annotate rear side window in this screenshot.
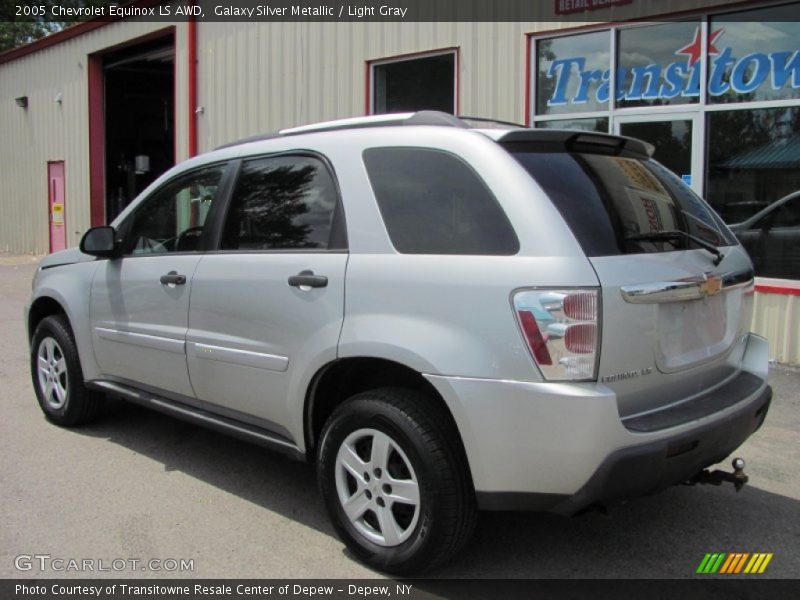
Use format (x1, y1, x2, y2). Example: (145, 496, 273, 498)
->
(505, 144, 736, 257)
(221, 155, 339, 250)
(363, 147, 519, 255)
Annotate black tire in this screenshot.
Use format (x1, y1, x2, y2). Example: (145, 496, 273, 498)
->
(30, 314, 103, 427)
(317, 387, 476, 575)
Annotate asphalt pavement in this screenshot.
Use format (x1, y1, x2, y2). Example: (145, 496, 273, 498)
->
(1, 255, 798, 579)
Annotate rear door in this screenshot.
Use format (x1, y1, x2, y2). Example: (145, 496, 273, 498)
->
(90, 164, 227, 398)
(186, 154, 348, 434)
(504, 136, 754, 418)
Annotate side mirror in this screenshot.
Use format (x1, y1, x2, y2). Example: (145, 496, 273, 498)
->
(80, 226, 118, 258)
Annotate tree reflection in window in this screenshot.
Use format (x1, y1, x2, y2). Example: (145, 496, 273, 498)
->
(222, 156, 337, 250)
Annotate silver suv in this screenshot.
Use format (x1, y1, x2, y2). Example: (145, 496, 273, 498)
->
(26, 111, 772, 574)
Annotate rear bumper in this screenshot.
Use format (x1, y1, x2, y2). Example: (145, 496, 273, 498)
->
(550, 383, 770, 515)
(424, 333, 771, 514)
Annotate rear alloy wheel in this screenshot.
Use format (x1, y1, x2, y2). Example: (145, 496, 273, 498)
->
(335, 428, 421, 547)
(318, 388, 476, 574)
(30, 315, 102, 427)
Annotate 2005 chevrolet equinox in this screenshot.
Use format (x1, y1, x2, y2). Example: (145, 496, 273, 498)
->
(26, 111, 772, 574)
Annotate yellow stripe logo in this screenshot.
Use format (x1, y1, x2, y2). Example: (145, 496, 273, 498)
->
(697, 552, 773, 574)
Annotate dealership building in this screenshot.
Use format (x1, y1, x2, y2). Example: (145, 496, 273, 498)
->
(0, 0, 798, 362)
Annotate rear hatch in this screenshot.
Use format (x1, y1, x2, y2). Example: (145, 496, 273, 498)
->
(500, 131, 755, 419)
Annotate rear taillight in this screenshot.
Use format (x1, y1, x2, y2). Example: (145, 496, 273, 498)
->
(513, 289, 600, 381)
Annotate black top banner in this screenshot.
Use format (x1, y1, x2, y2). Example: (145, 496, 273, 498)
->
(5, 0, 797, 24)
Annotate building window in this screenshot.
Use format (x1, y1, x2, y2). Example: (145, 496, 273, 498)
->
(709, 5, 800, 104)
(529, 1, 800, 281)
(371, 50, 456, 114)
(536, 31, 608, 115)
(616, 21, 700, 108)
(707, 107, 800, 223)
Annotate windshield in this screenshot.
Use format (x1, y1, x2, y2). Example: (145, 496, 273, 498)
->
(504, 144, 737, 257)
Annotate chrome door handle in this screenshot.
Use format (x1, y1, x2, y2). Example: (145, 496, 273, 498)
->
(288, 270, 328, 289)
(160, 271, 187, 286)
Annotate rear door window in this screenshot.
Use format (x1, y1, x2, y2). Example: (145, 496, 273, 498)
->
(363, 147, 519, 255)
(221, 155, 340, 250)
(504, 144, 736, 257)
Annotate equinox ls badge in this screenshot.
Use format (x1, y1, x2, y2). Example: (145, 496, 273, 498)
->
(601, 367, 653, 383)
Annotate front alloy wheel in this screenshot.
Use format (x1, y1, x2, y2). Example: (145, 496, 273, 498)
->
(30, 314, 102, 426)
(36, 337, 69, 410)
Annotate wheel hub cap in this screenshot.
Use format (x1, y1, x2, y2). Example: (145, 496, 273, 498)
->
(37, 337, 68, 410)
(334, 428, 420, 547)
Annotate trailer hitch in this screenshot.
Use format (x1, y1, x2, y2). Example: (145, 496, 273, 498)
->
(686, 458, 748, 492)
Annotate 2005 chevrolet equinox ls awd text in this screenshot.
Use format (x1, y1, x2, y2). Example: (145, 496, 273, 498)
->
(27, 111, 772, 574)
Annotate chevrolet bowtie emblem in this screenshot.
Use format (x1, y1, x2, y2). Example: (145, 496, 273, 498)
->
(701, 274, 723, 297)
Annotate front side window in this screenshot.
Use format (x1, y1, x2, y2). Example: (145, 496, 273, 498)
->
(363, 147, 519, 255)
(221, 156, 339, 250)
(121, 165, 225, 255)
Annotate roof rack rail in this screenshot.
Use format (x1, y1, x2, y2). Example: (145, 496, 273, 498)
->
(216, 110, 474, 149)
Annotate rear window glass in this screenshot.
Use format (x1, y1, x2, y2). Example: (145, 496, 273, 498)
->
(363, 147, 519, 255)
(504, 144, 736, 256)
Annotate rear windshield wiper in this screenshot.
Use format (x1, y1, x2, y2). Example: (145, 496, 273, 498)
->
(625, 230, 724, 266)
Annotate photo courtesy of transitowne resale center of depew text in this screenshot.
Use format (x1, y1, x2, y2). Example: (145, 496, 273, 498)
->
(1, 0, 799, 599)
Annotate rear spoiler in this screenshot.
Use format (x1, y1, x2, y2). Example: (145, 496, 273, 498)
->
(496, 129, 655, 158)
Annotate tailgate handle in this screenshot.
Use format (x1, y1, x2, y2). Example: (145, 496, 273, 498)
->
(621, 271, 753, 304)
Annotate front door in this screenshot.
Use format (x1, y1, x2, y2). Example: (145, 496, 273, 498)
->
(614, 113, 703, 195)
(48, 161, 67, 253)
(90, 163, 227, 399)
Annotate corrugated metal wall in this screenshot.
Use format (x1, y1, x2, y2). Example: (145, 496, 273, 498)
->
(0, 0, 737, 253)
(752, 291, 800, 365)
(0, 21, 184, 254)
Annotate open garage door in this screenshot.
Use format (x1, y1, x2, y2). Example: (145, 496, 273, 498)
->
(103, 36, 175, 221)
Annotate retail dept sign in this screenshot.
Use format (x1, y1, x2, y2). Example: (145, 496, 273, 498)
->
(555, 0, 634, 15)
(545, 27, 800, 106)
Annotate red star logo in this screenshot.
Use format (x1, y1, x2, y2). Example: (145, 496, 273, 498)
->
(675, 27, 724, 65)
